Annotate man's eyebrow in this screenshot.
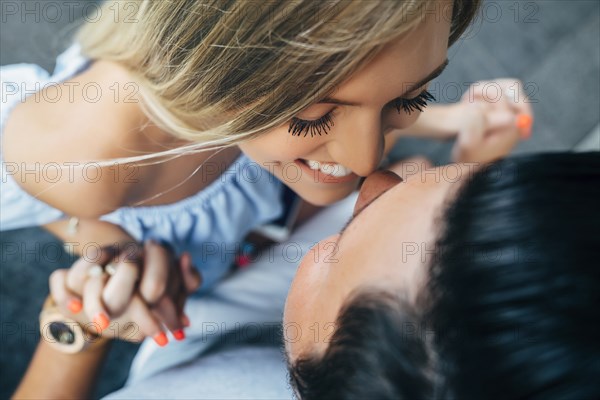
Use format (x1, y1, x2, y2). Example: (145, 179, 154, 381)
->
(318, 59, 449, 107)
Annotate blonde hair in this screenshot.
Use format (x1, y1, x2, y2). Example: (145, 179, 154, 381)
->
(75, 0, 480, 159)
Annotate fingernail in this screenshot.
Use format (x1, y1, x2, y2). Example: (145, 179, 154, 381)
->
(93, 312, 110, 331)
(515, 114, 533, 129)
(515, 114, 533, 139)
(153, 332, 168, 347)
(181, 314, 191, 327)
(173, 329, 186, 341)
(67, 299, 83, 314)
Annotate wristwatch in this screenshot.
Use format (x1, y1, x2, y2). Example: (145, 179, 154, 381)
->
(39, 296, 110, 354)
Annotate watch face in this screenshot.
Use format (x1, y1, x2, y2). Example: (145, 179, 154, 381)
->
(49, 321, 76, 345)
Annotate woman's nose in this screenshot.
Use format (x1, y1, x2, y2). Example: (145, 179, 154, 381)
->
(328, 112, 386, 177)
(354, 170, 403, 216)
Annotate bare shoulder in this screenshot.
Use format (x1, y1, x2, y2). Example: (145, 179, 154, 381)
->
(2, 60, 151, 217)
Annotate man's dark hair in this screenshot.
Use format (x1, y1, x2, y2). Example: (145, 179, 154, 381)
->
(289, 152, 600, 399)
(289, 291, 433, 399)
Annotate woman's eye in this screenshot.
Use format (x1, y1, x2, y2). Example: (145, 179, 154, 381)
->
(288, 90, 435, 137)
(393, 90, 436, 115)
(288, 111, 335, 137)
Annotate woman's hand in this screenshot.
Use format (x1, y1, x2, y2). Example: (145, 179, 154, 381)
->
(49, 241, 202, 345)
(451, 78, 534, 164)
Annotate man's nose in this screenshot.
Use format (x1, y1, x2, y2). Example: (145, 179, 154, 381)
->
(354, 170, 403, 216)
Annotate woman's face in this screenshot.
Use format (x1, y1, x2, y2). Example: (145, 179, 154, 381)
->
(238, 3, 452, 205)
(283, 163, 474, 361)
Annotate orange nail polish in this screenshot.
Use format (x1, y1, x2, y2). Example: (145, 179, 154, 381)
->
(516, 114, 533, 132)
(153, 332, 168, 347)
(516, 114, 533, 139)
(93, 312, 110, 331)
(516, 114, 532, 129)
(67, 299, 83, 314)
(173, 329, 186, 341)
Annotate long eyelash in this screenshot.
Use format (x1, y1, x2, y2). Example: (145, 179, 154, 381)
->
(288, 112, 335, 137)
(393, 90, 436, 115)
(287, 90, 434, 137)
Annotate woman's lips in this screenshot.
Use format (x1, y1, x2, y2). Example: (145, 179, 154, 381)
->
(294, 159, 358, 184)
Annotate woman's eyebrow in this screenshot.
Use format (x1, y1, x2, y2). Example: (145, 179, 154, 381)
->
(317, 59, 449, 107)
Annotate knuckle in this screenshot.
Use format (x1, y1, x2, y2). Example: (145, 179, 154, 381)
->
(49, 269, 65, 283)
(65, 275, 77, 292)
(141, 280, 165, 304)
(72, 256, 94, 272)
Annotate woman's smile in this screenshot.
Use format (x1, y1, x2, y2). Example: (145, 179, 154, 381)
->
(294, 159, 358, 184)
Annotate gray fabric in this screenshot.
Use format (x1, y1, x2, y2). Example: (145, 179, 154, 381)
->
(104, 346, 293, 400)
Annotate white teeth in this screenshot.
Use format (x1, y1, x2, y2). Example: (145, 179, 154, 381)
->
(320, 163, 339, 175)
(303, 159, 352, 177)
(327, 164, 352, 177)
(306, 160, 321, 170)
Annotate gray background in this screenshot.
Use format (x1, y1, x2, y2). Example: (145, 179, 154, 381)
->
(1, 0, 599, 398)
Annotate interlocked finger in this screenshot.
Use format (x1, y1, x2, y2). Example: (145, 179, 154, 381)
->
(102, 245, 143, 316)
(139, 240, 171, 305)
(66, 245, 118, 295)
(83, 268, 111, 334)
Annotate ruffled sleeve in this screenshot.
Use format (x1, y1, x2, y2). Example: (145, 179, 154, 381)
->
(99, 155, 284, 292)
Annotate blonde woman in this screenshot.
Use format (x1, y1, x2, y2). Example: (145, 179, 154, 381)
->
(2, 0, 532, 392)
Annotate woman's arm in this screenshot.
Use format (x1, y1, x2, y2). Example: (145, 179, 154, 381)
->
(13, 246, 201, 399)
(12, 339, 110, 400)
(383, 104, 460, 156)
(391, 103, 462, 141)
(43, 217, 137, 256)
(387, 79, 534, 149)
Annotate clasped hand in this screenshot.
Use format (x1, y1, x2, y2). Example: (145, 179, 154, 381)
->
(49, 240, 202, 346)
(450, 78, 534, 164)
